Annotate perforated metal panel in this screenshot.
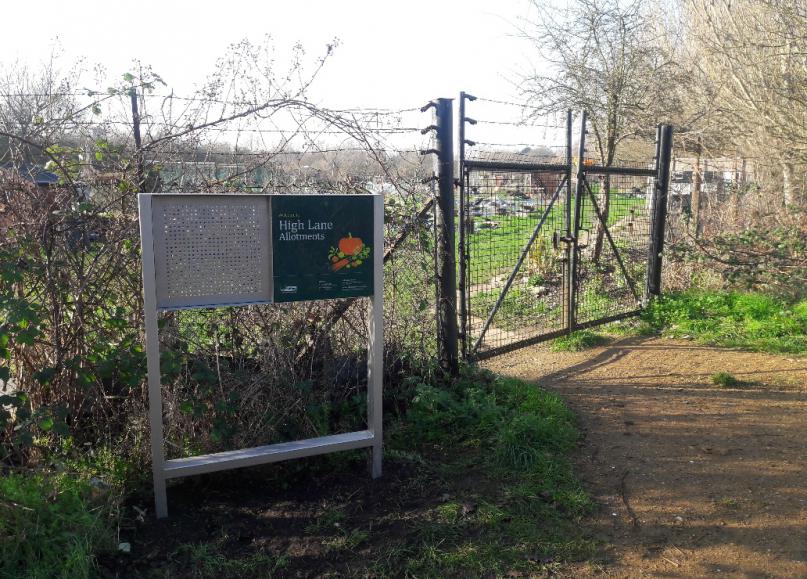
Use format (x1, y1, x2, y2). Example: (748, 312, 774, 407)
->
(151, 195, 272, 309)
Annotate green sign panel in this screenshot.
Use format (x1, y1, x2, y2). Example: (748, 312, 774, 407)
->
(272, 195, 375, 302)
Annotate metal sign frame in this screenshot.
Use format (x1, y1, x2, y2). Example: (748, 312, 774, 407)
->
(138, 193, 384, 518)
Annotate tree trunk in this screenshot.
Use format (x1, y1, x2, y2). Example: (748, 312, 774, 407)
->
(592, 173, 610, 263)
(782, 160, 795, 206)
(691, 137, 703, 238)
(592, 129, 615, 265)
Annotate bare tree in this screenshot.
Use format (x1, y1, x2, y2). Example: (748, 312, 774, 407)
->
(519, 0, 683, 261)
(683, 0, 807, 206)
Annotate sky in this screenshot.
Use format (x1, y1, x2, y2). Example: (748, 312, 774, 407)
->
(0, 1, 568, 151)
(0, 0, 541, 109)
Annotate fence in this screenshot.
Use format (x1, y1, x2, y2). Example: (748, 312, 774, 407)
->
(453, 97, 673, 360)
(0, 84, 672, 463)
(0, 84, 441, 461)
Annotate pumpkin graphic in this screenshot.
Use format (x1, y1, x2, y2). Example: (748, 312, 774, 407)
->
(339, 234, 364, 256)
(329, 233, 371, 271)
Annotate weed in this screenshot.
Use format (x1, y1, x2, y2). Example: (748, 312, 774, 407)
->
(323, 528, 369, 551)
(551, 330, 610, 352)
(712, 372, 740, 388)
(717, 497, 740, 509)
(173, 541, 287, 578)
(304, 506, 346, 534)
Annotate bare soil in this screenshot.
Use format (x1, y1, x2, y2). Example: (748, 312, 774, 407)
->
(485, 336, 807, 578)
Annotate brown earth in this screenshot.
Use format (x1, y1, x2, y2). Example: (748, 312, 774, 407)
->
(485, 336, 807, 578)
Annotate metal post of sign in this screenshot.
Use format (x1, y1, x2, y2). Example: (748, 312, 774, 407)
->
(137, 194, 168, 518)
(138, 193, 384, 518)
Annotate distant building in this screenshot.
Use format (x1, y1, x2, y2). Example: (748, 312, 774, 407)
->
(668, 157, 751, 212)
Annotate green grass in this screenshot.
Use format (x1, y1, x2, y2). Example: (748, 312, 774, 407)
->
(466, 194, 644, 283)
(641, 290, 807, 355)
(375, 369, 595, 575)
(550, 330, 610, 352)
(0, 471, 116, 579)
(470, 286, 560, 331)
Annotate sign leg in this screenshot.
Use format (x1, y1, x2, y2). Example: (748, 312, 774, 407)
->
(368, 194, 384, 480)
(139, 195, 169, 518)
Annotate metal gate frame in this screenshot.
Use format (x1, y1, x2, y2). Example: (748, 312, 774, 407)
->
(458, 95, 673, 360)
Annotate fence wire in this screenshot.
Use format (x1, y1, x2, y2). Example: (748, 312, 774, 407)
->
(464, 170, 569, 354)
(0, 86, 439, 459)
(574, 170, 653, 325)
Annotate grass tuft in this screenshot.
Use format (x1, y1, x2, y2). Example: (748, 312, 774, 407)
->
(173, 541, 287, 577)
(711, 372, 740, 388)
(550, 330, 610, 352)
(0, 472, 116, 579)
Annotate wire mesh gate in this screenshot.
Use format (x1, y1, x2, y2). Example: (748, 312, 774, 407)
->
(458, 97, 672, 360)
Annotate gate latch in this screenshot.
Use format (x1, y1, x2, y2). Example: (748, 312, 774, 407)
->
(552, 231, 575, 251)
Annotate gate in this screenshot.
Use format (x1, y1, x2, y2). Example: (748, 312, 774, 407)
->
(457, 95, 673, 359)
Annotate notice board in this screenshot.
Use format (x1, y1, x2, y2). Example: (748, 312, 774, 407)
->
(146, 194, 377, 310)
(138, 192, 384, 519)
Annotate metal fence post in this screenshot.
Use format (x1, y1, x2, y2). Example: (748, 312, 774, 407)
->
(647, 124, 674, 297)
(458, 92, 477, 361)
(563, 110, 574, 332)
(457, 94, 467, 361)
(568, 111, 587, 334)
(434, 98, 459, 374)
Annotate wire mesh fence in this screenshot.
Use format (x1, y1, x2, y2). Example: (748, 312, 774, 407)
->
(574, 170, 653, 325)
(458, 96, 666, 358)
(463, 169, 570, 354)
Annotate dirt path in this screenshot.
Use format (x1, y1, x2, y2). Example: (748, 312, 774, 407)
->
(485, 336, 807, 578)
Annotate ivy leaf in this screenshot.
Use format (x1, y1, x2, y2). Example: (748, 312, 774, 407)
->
(52, 421, 70, 436)
(122, 72, 135, 82)
(38, 417, 54, 431)
(0, 367, 9, 382)
(15, 328, 40, 346)
(33, 367, 57, 385)
(15, 430, 34, 447)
